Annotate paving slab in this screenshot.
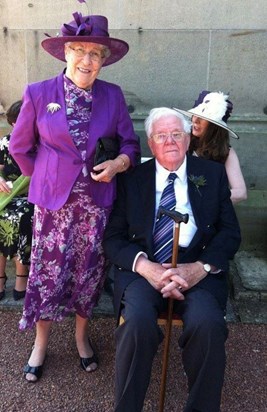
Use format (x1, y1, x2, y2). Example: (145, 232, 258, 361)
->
(234, 250, 267, 292)
(229, 251, 267, 324)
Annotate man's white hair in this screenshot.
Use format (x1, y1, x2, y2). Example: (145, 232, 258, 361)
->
(144, 107, 192, 138)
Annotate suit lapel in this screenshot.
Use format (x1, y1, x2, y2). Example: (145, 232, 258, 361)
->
(137, 159, 156, 253)
(186, 154, 205, 228)
(186, 155, 207, 251)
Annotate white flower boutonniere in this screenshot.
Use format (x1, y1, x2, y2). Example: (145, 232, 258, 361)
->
(47, 103, 61, 114)
(188, 174, 207, 196)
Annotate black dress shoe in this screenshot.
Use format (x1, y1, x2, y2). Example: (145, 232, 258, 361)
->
(13, 289, 26, 301)
(13, 274, 28, 300)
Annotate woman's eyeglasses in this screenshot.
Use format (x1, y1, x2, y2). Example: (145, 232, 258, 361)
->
(68, 46, 104, 62)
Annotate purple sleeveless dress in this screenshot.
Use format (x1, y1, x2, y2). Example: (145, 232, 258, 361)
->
(19, 76, 111, 330)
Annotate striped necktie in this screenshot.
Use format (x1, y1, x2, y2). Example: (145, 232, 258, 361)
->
(153, 173, 177, 263)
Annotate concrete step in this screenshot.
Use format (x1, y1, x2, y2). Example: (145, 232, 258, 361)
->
(229, 251, 267, 324)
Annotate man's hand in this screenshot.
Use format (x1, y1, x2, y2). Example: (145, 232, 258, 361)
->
(135, 255, 189, 300)
(160, 262, 207, 298)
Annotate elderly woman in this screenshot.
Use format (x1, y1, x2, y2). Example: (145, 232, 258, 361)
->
(175, 90, 247, 204)
(10, 6, 140, 382)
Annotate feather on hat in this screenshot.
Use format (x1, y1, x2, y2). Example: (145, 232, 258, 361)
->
(173, 90, 239, 139)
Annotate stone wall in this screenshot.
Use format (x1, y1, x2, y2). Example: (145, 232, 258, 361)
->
(1, 0, 267, 115)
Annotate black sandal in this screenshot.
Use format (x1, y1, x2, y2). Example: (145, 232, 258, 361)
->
(23, 363, 44, 383)
(13, 274, 28, 301)
(80, 339, 98, 372)
(23, 345, 46, 383)
(80, 353, 99, 372)
(0, 274, 7, 301)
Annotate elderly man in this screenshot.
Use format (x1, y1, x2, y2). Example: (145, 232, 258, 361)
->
(103, 107, 241, 412)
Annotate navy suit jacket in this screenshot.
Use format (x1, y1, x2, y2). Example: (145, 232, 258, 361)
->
(103, 154, 241, 317)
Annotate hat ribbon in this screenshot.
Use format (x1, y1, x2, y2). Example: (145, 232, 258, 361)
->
(62, 12, 109, 38)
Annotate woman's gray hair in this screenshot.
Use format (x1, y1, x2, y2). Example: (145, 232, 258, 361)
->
(144, 107, 192, 138)
(102, 46, 111, 58)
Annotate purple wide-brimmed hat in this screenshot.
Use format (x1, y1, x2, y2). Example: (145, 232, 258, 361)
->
(41, 12, 129, 66)
(173, 90, 239, 139)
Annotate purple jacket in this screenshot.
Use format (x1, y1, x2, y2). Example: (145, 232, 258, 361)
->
(9, 73, 140, 210)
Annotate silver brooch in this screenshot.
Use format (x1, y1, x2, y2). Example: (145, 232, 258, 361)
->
(47, 103, 61, 113)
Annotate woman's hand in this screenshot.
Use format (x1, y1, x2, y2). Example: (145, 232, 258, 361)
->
(0, 177, 12, 193)
(91, 154, 130, 183)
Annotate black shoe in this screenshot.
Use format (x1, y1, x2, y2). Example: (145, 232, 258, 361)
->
(80, 353, 99, 372)
(24, 345, 46, 383)
(79, 339, 98, 372)
(0, 274, 7, 301)
(24, 363, 44, 383)
(13, 274, 28, 301)
(13, 289, 26, 301)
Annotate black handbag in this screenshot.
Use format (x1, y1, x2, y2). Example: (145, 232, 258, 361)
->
(94, 137, 120, 168)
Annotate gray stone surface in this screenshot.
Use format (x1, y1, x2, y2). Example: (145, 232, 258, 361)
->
(229, 252, 267, 324)
(234, 251, 267, 291)
(1, 0, 267, 118)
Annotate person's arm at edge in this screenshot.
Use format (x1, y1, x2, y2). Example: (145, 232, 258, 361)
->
(225, 147, 247, 204)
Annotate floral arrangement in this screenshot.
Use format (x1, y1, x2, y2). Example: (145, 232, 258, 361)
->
(188, 174, 207, 195)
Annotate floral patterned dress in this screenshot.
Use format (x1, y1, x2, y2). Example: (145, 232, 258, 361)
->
(0, 134, 34, 264)
(19, 77, 111, 330)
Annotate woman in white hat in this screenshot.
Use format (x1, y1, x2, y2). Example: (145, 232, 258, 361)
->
(175, 91, 247, 203)
(10, 2, 140, 382)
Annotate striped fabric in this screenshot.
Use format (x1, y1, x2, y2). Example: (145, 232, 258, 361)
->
(153, 173, 177, 263)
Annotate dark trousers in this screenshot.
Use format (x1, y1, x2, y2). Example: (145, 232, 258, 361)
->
(114, 278, 228, 412)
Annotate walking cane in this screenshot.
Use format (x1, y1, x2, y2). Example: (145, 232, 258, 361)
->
(157, 206, 189, 412)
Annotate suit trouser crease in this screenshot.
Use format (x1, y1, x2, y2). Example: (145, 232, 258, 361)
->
(114, 278, 228, 412)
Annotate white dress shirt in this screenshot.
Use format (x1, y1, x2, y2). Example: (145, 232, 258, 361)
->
(154, 157, 197, 247)
(132, 157, 198, 271)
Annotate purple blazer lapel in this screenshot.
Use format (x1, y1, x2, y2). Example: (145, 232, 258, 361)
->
(41, 73, 79, 153)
